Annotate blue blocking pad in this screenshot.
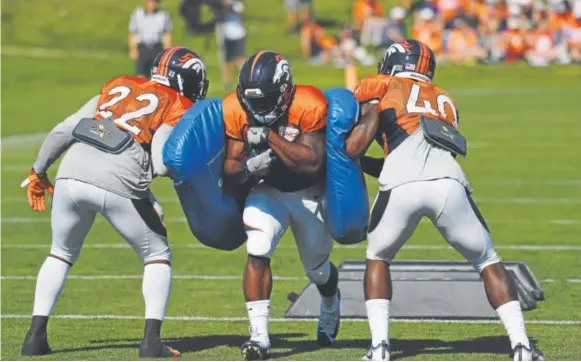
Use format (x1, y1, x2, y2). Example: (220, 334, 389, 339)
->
(324, 88, 369, 244)
(162, 99, 246, 251)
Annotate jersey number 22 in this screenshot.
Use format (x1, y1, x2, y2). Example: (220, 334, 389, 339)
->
(98, 85, 160, 135)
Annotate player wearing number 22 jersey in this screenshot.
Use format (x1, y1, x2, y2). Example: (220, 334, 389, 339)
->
(346, 40, 543, 361)
(20, 47, 209, 359)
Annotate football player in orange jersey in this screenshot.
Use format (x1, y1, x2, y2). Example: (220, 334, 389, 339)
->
(344, 40, 543, 361)
(19, 47, 209, 358)
(222, 50, 356, 360)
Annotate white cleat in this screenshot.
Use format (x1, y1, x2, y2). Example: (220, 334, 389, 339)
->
(363, 340, 390, 361)
(512, 343, 544, 361)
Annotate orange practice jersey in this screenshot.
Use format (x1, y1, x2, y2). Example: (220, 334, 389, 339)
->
(223, 85, 327, 191)
(502, 29, 527, 61)
(413, 24, 443, 53)
(354, 74, 458, 156)
(448, 28, 479, 53)
(95, 76, 193, 145)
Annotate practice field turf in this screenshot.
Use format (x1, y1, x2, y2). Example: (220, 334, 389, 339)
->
(2, 0, 581, 360)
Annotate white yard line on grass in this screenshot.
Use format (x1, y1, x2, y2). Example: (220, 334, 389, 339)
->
(2, 274, 579, 284)
(1, 314, 579, 325)
(1, 46, 113, 60)
(0, 274, 305, 281)
(2, 217, 581, 226)
(3, 243, 581, 251)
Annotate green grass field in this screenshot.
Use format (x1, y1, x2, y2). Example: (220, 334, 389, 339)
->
(2, 0, 581, 360)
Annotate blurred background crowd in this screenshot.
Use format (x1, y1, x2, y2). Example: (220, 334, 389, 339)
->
(129, 0, 581, 90)
(298, 0, 581, 68)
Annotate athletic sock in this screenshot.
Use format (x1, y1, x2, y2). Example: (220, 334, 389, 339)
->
(32, 257, 70, 317)
(322, 292, 339, 312)
(142, 263, 171, 321)
(246, 300, 270, 347)
(366, 299, 391, 347)
(496, 300, 530, 350)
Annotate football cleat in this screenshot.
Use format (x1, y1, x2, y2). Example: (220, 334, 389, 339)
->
(240, 339, 271, 361)
(317, 289, 341, 346)
(512, 343, 544, 361)
(21, 329, 51, 356)
(363, 340, 390, 361)
(139, 338, 180, 358)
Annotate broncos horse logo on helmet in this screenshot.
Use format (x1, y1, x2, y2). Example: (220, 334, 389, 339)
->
(378, 39, 436, 82)
(237, 50, 295, 126)
(151, 46, 209, 102)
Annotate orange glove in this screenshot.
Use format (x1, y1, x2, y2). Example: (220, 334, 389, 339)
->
(20, 170, 54, 212)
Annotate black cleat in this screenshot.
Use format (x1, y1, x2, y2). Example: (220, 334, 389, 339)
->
(512, 343, 544, 361)
(240, 340, 270, 361)
(139, 338, 180, 358)
(21, 316, 51, 356)
(21, 329, 51, 356)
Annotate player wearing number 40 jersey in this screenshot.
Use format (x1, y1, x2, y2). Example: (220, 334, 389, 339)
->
(20, 47, 209, 359)
(345, 39, 544, 361)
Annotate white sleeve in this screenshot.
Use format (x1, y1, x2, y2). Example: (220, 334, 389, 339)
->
(33, 95, 100, 174)
(150, 123, 173, 177)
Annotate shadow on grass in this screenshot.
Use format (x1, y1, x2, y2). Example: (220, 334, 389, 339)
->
(51, 334, 532, 360)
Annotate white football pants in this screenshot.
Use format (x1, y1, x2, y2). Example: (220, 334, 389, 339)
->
(49, 179, 171, 264)
(367, 178, 499, 272)
(243, 183, 334, 281)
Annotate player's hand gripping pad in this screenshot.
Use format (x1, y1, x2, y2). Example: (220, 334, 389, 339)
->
(325, 88, 369, 244)
(162, 99, 246, 250)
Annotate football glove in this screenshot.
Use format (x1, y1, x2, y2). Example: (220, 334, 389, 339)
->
(245, 149, 275, 177)
(21, 169, 55, 212)
(245, 127, 270, 148)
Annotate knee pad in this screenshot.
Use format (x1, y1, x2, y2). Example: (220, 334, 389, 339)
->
(245, 230, 276, 259)
(143, 245, 172, 264)
(306, 259, 331, 285)
(472, 248, 501, 273)
(49, 246, 79, 265)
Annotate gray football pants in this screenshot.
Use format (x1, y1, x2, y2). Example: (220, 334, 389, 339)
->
(49, 179, 170, 264)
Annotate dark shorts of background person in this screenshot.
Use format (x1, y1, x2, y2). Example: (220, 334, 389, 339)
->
(136, 43, 163, 77)
(222, 37, 246, 62)
(284, 0, 310, 11)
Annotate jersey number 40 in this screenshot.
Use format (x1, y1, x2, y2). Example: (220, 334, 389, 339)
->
(406, 84, 459, 129)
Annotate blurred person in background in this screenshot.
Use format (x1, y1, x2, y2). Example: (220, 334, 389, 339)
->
(379, 6, 407, 48)
(548, 0, 573, 41)
(502, 17, 528, 62)
(353, 0, 386, 46)
(215, 0, 246, 90)
(446, 16, 487, 64)
(563, 0, 581, 63)
(412, 8, 444, 60)
(285, 0, 311, 34)
(337, 25, 377, 66)
(437, 0, 471, 29)
(300, 20, 338, 65)
(477, 0, 505, 62)
(179, 0, 219, 34)
(129, 0, 173, 78)
(525, 12, 558, 66)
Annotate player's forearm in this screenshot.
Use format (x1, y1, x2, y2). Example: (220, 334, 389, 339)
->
(151, 124, 173, 177)
(223, 158, 249, 184)
(345, 102, 379, 159)
(33, 95, 99, 174)
(267, 132, 322, 176)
